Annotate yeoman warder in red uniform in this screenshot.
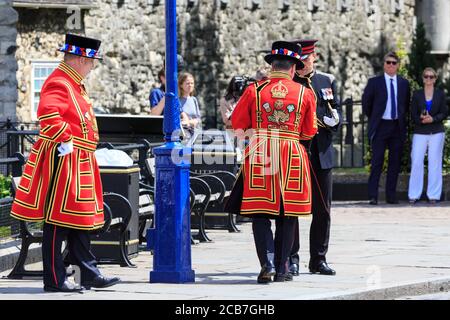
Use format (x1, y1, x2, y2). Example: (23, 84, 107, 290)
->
(11, 34, 120, 292)
(231, 40, 317, 283)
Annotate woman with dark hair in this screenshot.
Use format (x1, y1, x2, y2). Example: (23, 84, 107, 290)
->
(408, 67, 448, 204)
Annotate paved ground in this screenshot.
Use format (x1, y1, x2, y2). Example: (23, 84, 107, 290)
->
(1, 200, 450, 300)
(398, 290, 450, 300)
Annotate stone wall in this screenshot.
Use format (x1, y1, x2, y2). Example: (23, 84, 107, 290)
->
(14, 0, 417, 127)
(0, 0, 18, 121)
(84, 0, 167, 115)
(208, 0, 416, 128)
(15, 8, 70, 122)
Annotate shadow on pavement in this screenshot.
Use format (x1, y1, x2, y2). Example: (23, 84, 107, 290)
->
(194, 272, 262, 285)
(0, 287, 44, 294)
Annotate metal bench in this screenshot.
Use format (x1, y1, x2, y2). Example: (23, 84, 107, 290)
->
(190, 170, 240, 234)
(137, 182, 155, 245)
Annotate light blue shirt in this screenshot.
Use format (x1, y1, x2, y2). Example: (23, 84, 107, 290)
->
(382, 73, 398, 120)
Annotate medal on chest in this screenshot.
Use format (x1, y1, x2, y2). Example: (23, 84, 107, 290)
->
(320, 88, 334, 100)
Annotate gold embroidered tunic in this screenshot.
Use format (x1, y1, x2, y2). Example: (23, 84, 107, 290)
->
(231, 72, 317, 216)
(11, 62, 104, 230)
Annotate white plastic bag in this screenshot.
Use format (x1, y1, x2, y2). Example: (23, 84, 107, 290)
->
(94, 148, 134, 167)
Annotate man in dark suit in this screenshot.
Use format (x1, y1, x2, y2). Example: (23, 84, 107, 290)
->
(362, 51, 411, 205)
(289, 39, 341, 276)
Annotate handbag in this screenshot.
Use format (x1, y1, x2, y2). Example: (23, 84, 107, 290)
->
(223, 172, 243, 215)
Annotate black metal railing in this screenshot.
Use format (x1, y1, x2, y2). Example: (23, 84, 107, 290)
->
(333, 98, 367, 168)
(0, 155, 26, 240)
(334, 98, 450, 172)
(0, 120, 39, 240)
(0, 119, 39, 176)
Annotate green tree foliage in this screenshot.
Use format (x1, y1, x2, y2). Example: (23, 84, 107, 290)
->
(397, 39, 417, 174)
(0, 174, 12, 199)
(406, 22, 436, 87)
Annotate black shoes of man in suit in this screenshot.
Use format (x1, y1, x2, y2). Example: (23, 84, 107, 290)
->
(289, 263, 299, 276)
(256, 263, 294, 283)
(309, 261, 336, 276)
(81, 275, 121, 289)
(273, 272, 293, 282)
(257, 265, 276, 284)
(287, 261, 336, 276)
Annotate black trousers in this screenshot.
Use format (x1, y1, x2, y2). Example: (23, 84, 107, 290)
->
(252, 216, 297, 274)
(42, 223, 101, 287)
(368, 120, 404, 201)
(290, 151, 332, 268)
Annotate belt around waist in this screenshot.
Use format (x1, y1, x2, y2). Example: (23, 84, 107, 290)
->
(252, 129, 300, 141)
(72, 136, 97, 152)
(381, 118, 399, 122)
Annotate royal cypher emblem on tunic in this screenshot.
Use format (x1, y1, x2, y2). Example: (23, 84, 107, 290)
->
(271, 81, 289, 99)
(267, 81, 292, 125)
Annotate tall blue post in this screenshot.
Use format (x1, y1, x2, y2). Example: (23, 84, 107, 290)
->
(146, 0, 195, 283)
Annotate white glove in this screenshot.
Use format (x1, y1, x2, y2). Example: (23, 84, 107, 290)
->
(58, 141, 74, 157)
(330, 109, 339, 122)
(323, 109, 339, 127)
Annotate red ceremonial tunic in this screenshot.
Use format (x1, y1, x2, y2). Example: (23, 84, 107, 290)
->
(231, 71, 317, 217)
(11, 62, 104, 230)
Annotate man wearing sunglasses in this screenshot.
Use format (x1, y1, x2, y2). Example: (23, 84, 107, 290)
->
(362, 52, 411, 205)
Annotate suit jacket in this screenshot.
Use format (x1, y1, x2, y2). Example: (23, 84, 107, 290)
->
(294, 70, 341, 169)
(411, 88, 448, 134)
(362, 74, 411, 142)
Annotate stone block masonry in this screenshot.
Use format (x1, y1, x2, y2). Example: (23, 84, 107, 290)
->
(0, 0, 18, 122)
(14, 0, 417, 127)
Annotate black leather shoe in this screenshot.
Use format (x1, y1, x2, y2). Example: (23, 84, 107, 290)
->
(309, 261, 336, 276)
(386, 199, 399, 204)
(81, 275, 121, 289)
(44, 280, 84, 293)
(273, 273, 293, 282)
(289, 263, 299, 276)
(369, 198, 378, 205)
(257, 266, 276, 284)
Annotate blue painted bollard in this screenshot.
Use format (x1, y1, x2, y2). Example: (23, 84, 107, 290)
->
(147, 142, 195, 283)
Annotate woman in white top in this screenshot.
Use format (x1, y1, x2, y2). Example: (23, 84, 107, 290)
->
(178, 72, 201, 130)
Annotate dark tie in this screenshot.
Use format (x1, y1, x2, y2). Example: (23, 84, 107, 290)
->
(390, 78, 397, 119)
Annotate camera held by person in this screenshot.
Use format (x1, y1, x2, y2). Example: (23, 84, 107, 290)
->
(231, 75, 257, 99)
